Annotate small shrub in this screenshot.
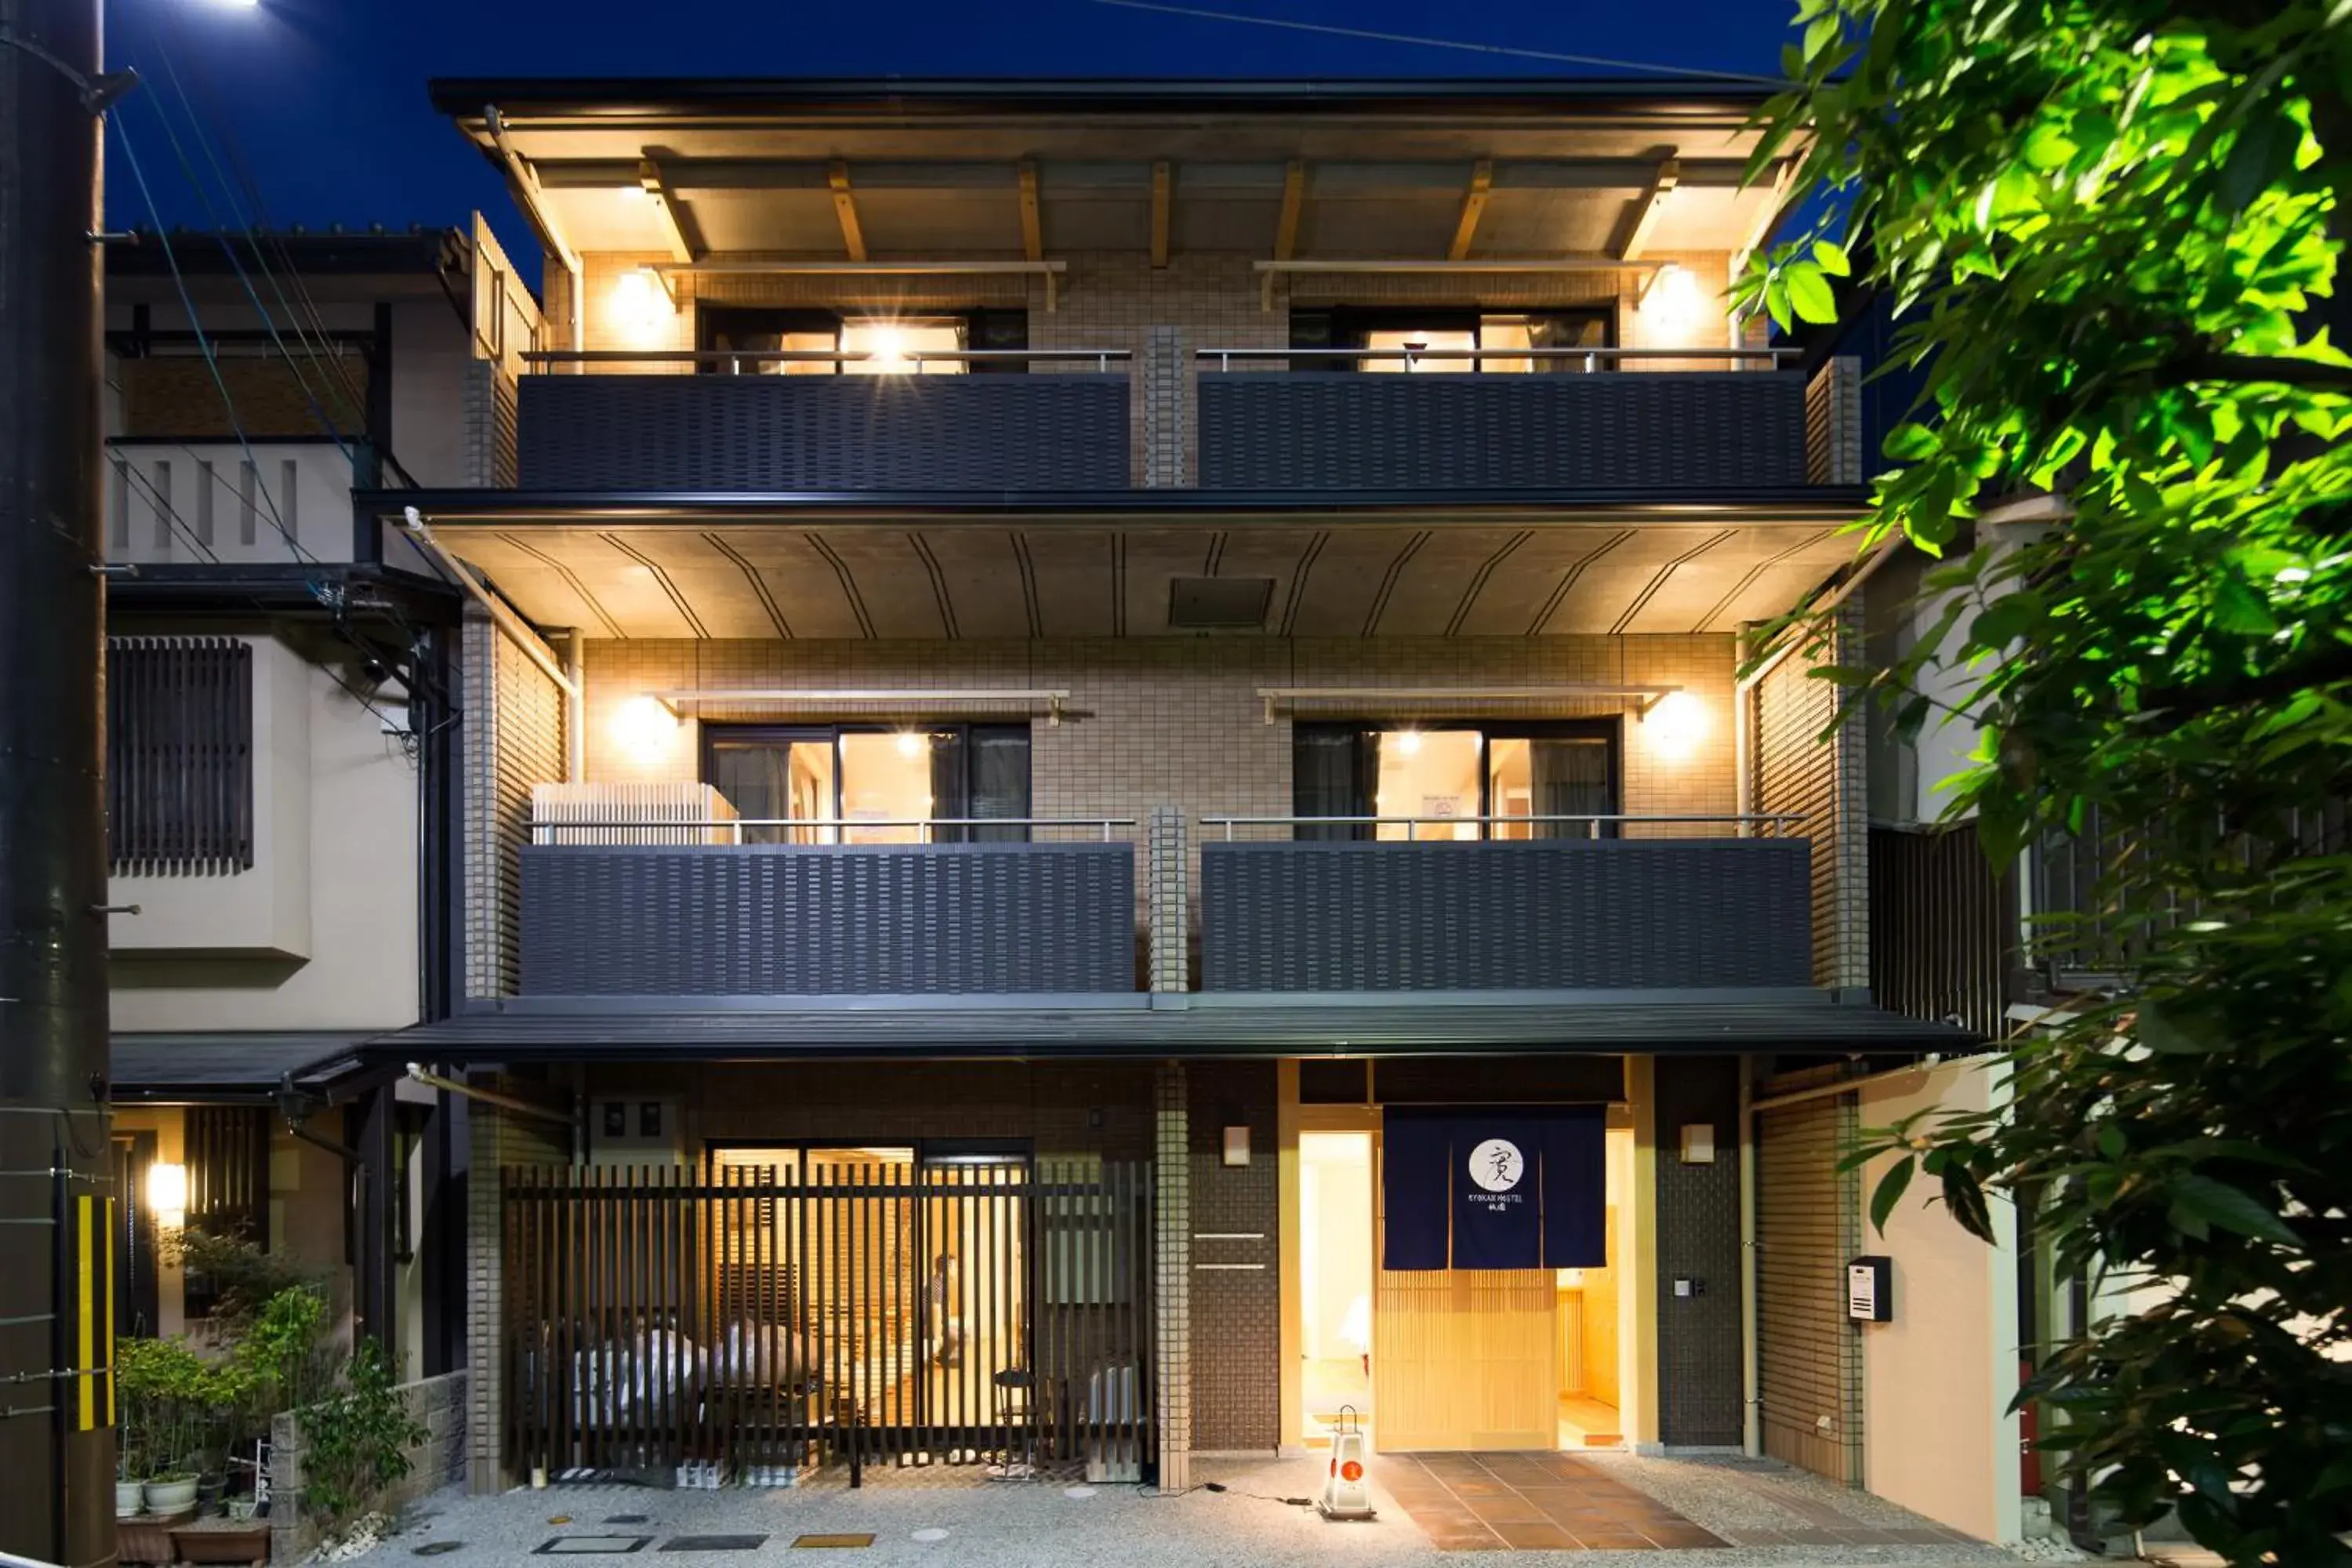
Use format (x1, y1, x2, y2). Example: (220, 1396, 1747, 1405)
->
(298, 1340, 426, 1539)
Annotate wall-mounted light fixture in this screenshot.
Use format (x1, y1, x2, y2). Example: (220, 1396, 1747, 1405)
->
(611, 266, 678, 340)
(1639, 689, 1710, 763)
(147, 1161, 188, 1228)
(612, 693, 682, 765)
(1222, 1126, 1251, 1167)
(1638, 261, 1708, 344)
(1679, 1123, 1717, 1165)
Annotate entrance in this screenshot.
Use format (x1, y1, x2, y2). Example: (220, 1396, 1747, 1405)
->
(1300, 1132, 1376, 1445)
(1555, 1128, 1634, 1450)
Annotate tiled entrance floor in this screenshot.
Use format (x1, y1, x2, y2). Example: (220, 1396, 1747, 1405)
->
(1381, 1452, 1730, 1551)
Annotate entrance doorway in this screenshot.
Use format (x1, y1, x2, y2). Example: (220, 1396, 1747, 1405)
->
(1555, 1127, 1634, 1450)
(1300, 1132, 1376, 1446)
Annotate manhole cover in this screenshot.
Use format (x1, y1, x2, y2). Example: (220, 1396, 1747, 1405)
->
(414, 1545, 464, 1557)
(789, 1536, 875, 1550)
(909, 1530, 949, 1544)
(659, 1539, 767, 1553)
(535, 1538, 653, 1555)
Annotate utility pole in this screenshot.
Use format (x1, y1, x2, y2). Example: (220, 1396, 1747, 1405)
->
(1, 0, 122, 1559)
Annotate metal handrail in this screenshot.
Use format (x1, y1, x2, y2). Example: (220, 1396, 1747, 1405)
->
(1199, 812, 1808, 841)
(1195, 346, 1800, 372)
(522, 347, 1134, 372)
(532, 815, 1138, 845)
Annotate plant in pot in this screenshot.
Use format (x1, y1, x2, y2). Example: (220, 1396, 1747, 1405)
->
(116, 1336, 211, 1516)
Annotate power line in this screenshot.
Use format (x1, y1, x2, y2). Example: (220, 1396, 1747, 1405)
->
(1088, 0, 1794, 85)
(136, 41, 361, 472)
(108, 114, 318, 567)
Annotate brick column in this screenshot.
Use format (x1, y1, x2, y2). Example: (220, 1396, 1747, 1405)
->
(1146, 806, 1189, 993)
(463, 1091, 506, 1493)
(1154, 1062, 1192, 1494)
(1142, 326, 1191, 488)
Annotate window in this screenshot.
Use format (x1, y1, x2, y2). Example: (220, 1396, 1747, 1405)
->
(107, 637, 254, 875)
(1290, 308, 1614, 372)
(698, 307, 1028, 375)
(702, 722, 1032, 843)
(1292, 721, 1619, 840)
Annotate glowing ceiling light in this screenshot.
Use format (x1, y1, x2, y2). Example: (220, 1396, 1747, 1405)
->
(895, 730, 924, 758)
(869, 328, 910, 373)
(612, 695, 680, 764)
(1395, 729, 1424, 757)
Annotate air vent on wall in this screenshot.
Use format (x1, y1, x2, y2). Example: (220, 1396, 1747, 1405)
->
(1167, 575, 1273, 630)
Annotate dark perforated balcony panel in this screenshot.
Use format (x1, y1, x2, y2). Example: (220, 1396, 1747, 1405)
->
(518, 843, 1135, 996)
(1197, 838, 1813, 991)
(1196, 372, 1809, 491)
(517, 375, 1131, 492)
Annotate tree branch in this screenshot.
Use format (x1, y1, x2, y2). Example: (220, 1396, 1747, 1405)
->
(2169, 353, 2352, 393)
(2140, 642, 2352, 717)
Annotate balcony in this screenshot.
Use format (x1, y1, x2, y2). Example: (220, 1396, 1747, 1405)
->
(514, 350, 1133, 492)
(511, 806, 1812, 1002)
(517, 818, 1140, 997)
(1195, 349, 1810, 492)
(104, 439, 378, 565)
(1197, 815, 1813, 992)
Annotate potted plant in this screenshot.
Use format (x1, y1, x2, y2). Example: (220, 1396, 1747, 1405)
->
(116, 1335, 212, 1515)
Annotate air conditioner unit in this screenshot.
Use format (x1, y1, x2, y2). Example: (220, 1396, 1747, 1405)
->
(530, 782, 738, 846)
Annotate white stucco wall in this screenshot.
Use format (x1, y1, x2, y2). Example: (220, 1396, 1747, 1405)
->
(111, 636, 421, 1033)
(1858, 1062, 2024, 1543)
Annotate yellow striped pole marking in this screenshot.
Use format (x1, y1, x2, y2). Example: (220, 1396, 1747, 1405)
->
(75, 1194, 96, 1430)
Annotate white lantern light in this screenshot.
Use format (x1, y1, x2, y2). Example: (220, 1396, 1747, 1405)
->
(1317, 1407, 1377, 1521)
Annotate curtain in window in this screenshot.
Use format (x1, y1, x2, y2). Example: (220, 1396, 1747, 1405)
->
(1530, 738, 1615, 839)
(709, 740, 793, 844)
(1294, 728, 1373, 840)
(1527, 313, 1612, 374)
(967, 726, 1032, 844)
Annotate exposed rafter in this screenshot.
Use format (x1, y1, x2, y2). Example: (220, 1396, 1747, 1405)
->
(483, 106, 580, 278)
(637, 154, 699, 264)
(1732, 156, 1799, 278)
(1150, 160, 1172, 269)
(1613, 154, 1680, 261)
(1273, 159, 1306, 261)
(827, 159, 868, 262)
(1017, 160, 1044, 262)
(1447, 158, 1494, 263)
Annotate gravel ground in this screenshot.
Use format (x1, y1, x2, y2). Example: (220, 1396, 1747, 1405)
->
(346, 1454, 2077, 1567)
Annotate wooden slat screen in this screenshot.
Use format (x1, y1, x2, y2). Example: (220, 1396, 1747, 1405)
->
(1755, 1093, 1864, 1484)
(107, 636, 253, 876)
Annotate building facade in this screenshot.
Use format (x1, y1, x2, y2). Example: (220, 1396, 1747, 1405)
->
(101, 229, 481, 1382)
(300, 75, 2048, 1535)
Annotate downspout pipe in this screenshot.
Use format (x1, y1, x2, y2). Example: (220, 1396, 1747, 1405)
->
(401, 506, 579, 699)
(1738, 1053, 1762, 1458)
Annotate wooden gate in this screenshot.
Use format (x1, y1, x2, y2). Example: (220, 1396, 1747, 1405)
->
(503, 1158, 1153, 1486)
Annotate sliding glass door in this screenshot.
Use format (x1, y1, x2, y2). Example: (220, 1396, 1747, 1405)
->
(704, 724, 1032, 844)
(1291, 721, 1618, 840)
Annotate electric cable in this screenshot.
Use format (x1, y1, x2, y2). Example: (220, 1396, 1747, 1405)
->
(109, 114, 317, 568)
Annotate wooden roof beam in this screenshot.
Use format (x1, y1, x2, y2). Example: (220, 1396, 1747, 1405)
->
(1447, 158, 1494, 262)
(1018, 160, 1044, 262)
(1274, 159, 1306, 261)
(1613, 154, 1681, 261)
(828, 159, 868, 262)
(1150, 160, 1171, 269)
(637, 154, 699, 264)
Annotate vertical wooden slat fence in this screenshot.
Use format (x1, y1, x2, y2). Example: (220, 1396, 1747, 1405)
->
(503, 1159, 1153, 1487)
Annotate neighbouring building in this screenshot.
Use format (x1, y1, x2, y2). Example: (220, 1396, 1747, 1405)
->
(101, 227, 485, 1382)
(315, 73, 2079, 1540)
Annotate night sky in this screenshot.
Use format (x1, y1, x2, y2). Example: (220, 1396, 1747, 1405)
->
(101, 0, 1802, 286)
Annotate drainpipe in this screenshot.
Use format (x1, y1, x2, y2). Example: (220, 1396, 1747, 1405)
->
(401, 507, 579, 700)
(1739, 1053, 1762, 1458)
(564, 628, 585, 782)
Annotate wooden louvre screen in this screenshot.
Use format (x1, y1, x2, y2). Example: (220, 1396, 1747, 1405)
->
(501, 1158, 1154, 1487)
(1754, 1093, 1864, 1484)
(107, 636, 253, 876)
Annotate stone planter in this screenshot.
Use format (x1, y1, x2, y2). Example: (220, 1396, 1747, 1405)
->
(117, 1509, 194, 1566)
(144, 1476, 201, 1515)
(173, 1523, 273, 1567)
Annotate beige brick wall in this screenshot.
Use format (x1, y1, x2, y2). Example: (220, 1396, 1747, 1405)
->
(465, 1084, 569, 1493)
(1749, 604, 1870, 989)
(578, 634, 1737, 825)
(462, 610, 569, 1000)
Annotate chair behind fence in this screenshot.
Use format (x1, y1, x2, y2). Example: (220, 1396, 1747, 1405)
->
(502, 1157, 1153, 1487)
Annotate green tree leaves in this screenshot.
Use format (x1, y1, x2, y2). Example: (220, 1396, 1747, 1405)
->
(1747, 0, 2352, 1559)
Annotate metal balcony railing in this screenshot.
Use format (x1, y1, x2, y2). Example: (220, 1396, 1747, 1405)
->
(1200, 812, 1806, 840)
(530, 816, 1136, 846)
(523, 348, 1134, 374)
(1192, 347, 1802, 372)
